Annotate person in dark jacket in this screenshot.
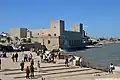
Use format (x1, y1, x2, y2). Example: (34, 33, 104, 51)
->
(26, 66, 30, 79)
(65, 57, 69, 67)
(20, 60, 24, 71)
(30, 59, 34, 66)
(15, 53, 18, 62)
(30, 65, 34, 78)
(11, 54, 15, 62)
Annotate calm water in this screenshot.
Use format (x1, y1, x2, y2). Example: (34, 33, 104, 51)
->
(69, 43, 120, 69)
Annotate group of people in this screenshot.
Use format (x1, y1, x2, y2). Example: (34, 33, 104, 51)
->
(23, 52, 33, 62)
(25, 59, 36, 79)
(11, 53, 18, 62)
(0, 48, 116, 80)
(26, 60, 41, 79)
(19, 59, 36, 79)
(11, 51, 41, 79)
(40, 52, 56, 63)
(65, 56, 84, 67)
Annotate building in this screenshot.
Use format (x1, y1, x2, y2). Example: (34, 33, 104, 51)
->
(9, 20, 87, 50)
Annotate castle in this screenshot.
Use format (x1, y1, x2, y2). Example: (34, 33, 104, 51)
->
(9, 20, 87, 50)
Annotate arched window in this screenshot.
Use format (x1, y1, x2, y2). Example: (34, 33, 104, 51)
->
(54, 33, 56, 36)
(48, 34, 51, 36)
(48, 40, 50, 44)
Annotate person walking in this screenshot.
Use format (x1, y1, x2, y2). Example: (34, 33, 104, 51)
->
(30, 65, 34, 78)
(79, 57, 83, 67)
(26, 66, 30, 79)
(11, 54, 15, 62)
(40, 53, 43, 62)
(69, 56, 74, 66)
(20, 60, 24, 71)
(65, 57, 69, 67)
(24, 53, 28, 62)
(28, 53, 32, 62)
(30, 59, 34, 66)
(15, 53, 18, 62)
(37, 61, 40, 72)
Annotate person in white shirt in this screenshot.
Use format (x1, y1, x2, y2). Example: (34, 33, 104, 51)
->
(43, 54, 46, 62)
(28, 53, 32, 62)
(79, 57, 83, 67)
(109, 63, 115, 74)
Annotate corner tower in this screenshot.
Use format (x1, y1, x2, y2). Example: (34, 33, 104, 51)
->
(50, 20, 65, 36)
(72, 23, 83, 33)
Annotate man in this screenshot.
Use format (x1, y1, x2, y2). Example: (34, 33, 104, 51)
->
(20, 60, 24, 71)
(65, 57, 69, 67)
(24, 53, 28, 62)
(28, 53, 32, 62)
(30, 65, 34, 78)
(11, 54, 15, 62)
(30, 59, 34, 66)
(15, 53, 18, 62)
(37, 61, 40, 72)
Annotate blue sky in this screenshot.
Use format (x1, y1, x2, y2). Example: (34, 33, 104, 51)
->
(0, 0, 120, 37)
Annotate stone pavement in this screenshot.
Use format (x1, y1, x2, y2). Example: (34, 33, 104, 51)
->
(0, 51, 119, 80)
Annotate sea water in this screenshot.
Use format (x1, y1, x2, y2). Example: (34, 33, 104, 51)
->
(69, 43, 120, 69)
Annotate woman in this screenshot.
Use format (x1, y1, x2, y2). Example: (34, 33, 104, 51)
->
(26, 66, 30, 79)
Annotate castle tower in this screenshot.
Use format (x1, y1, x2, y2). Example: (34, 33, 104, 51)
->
(50, 20, 65, 36)
(72, 23, 83, 32)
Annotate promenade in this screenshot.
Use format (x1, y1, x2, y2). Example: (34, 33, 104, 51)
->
(0, 51, 119, 80)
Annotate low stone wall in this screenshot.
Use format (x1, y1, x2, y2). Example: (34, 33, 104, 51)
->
(19, 43, 43, 50)
(94, 78, 120, 80)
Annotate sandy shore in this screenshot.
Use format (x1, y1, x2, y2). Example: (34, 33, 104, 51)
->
(0, 51, 120, 80)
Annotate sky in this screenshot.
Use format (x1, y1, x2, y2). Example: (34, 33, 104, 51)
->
(0, 0, 120, 37)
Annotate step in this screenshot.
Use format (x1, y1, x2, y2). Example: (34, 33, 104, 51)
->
(13, 67, 102, 79)
(4, 66, 78, 75)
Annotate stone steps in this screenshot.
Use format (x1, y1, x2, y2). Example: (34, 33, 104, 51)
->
(3, 64, 102, 79)
(0, 51, 108, 80)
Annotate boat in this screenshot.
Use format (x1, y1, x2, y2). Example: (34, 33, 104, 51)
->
(59, 39, 86, 52)
(86, 43, 103, 48)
